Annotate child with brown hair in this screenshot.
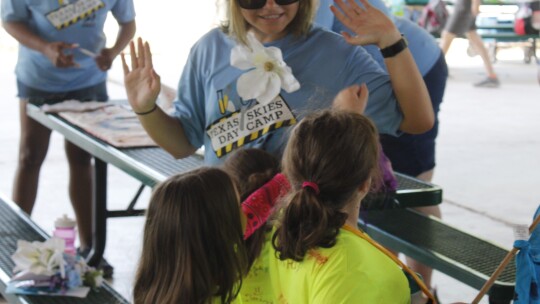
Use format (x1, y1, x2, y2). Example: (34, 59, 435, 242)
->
(266, 106, 437, 303)
(133, 154, 289, 304)
(133, 167, 248, 304)
(222, 148, 286, 267)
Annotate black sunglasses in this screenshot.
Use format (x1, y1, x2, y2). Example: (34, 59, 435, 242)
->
(238, 0, 299, 10)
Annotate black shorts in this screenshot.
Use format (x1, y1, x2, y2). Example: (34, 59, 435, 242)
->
(445, 0, 477, 35)
(380, 52, 448, 176)
(17, 80, 108, 105)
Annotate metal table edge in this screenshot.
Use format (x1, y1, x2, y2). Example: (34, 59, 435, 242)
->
(0, 193, 50, 239)
(26, 105, 166, 186)
(0, 270, 32, 304)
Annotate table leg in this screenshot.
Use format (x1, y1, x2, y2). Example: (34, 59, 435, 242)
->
(86, 158, 107, 267)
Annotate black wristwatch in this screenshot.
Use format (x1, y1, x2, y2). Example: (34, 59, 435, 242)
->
(380, 35, 408, 58)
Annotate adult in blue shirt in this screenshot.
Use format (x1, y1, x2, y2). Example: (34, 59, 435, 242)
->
(123, 0, 433, 168)
(316, 0, 447, 295)
(1, 0, 136, 278)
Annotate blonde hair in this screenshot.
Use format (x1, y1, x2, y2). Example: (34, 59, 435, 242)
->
(222, 0, 318, 45)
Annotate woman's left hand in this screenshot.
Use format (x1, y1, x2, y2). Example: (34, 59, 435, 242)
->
(332, 83, 369, 114)
(331, 0, 401, 48)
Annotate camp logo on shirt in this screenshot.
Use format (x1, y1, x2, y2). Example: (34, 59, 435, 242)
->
(217, 89, 236, 114)
(206, 95, 296, 158)
(46, 0, 105, 30)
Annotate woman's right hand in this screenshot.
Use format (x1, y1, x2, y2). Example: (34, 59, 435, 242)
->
(121, 38, 161, 114)
(43, 41, 77, 68)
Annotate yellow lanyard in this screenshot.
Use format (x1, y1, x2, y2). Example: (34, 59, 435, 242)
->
(342, 224, 436, 304)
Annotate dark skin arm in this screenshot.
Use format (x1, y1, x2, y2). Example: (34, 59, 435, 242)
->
(95, 20, 136, 71)
(2, 20, 77, 68)
(2, 19, 136, 70)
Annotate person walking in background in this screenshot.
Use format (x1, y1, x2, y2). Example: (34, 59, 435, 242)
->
(439, 0, 500, 87)
(1, 0, 136, 278)
(316, 0, 447, 296)
(268, 107, 435, 303)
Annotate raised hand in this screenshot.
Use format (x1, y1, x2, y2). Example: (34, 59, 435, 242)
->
(43, 41, 78, 68)
(332, 83, 369, 114)
(330, 0, 401, 48)
(121, 38, 161, 114)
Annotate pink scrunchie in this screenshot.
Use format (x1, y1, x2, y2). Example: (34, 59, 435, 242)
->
(302, 181, 320, 195)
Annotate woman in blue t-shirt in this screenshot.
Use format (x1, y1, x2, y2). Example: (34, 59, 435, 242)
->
(122, 0, 433, 166)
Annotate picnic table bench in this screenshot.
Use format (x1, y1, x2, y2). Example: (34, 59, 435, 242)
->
(0, 193, 129, 304)
(476, 23, 538, 63)
(359, 206, 516, 303)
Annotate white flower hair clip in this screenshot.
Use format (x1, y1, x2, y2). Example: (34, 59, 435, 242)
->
(231, 32, 300, 105)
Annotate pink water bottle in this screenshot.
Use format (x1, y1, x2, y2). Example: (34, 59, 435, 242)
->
(53, 214, 77, 255)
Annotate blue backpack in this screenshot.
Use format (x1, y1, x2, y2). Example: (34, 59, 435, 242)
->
(514, 206, 540, 303)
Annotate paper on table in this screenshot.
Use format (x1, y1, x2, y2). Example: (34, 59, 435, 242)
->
(41, 100, 112, 113)
(58, 105, 157, 148)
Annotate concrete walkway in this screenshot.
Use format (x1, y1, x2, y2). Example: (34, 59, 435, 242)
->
(1, 14, 539, 303)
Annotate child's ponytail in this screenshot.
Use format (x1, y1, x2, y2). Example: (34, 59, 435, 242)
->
(273, 187, 347, 261)
(273, 109, 380, 262)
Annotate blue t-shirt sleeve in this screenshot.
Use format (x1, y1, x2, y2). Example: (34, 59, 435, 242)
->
(173, 47, 207, 149)
(343, 46, 403, 135)
(1, 0, 29, 22)
(110, 0, 136, 23)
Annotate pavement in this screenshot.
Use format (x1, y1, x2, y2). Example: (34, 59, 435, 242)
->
(1, 9, 540, 303)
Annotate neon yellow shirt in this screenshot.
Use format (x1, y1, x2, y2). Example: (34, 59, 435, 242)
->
(239, 232, 274, 304)
(241, 227, 410, 304)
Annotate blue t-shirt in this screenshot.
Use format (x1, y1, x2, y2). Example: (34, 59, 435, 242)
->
(316, 0, 440, 76)
(1, 0, 135, 91)
(174, 27, 403, 165)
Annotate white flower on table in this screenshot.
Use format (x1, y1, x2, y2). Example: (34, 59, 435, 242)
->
(231, 32, 300, 105)
(11, 238, 65, 276)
